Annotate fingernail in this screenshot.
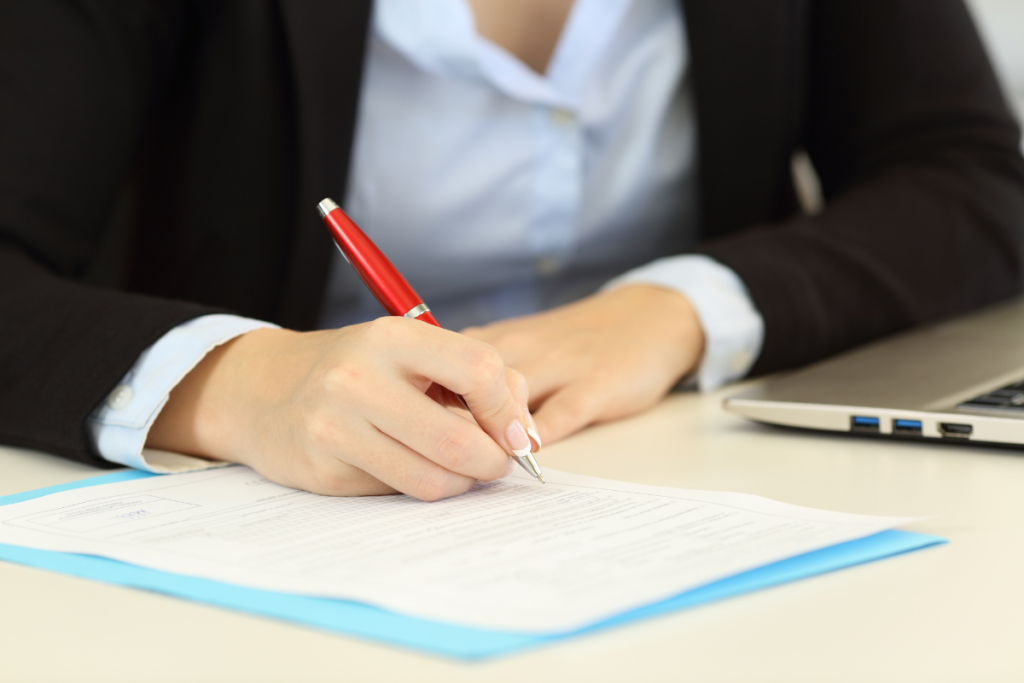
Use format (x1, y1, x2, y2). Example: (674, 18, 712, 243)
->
(501, 457, 516, 478)
(505, 420, 532, 457)
(524, 411, 542, 452)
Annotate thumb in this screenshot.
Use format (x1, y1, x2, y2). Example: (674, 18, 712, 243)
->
(457, 350, 534, 463)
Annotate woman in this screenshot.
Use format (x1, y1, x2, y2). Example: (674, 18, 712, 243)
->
(2, 0, 1022, 499)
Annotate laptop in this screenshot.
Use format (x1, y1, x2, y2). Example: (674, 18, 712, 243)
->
(724, 295, 1024, 446)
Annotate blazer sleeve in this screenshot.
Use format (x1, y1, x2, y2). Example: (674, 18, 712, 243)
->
(695, 0, 1024, 375)
(0, 1, 219, 466)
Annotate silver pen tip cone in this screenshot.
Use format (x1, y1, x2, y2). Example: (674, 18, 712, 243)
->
(538, 474, 546, 484)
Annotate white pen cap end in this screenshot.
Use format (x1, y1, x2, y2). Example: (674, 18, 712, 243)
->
(317, 198, 340, 219)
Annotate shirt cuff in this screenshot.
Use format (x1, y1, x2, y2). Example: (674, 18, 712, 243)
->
(86, 314, 278, 473)
(602, 255, 764, 391)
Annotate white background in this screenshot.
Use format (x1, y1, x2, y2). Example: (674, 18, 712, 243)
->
(968, 0, 1024, 147)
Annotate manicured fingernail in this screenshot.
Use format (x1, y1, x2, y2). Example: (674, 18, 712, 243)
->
(501, 457, 516, 478)
(505, 420, 531, 457)
(524, 411, 542, 452)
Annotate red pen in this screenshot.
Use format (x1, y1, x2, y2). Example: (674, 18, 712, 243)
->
(317, 198, 544, 482)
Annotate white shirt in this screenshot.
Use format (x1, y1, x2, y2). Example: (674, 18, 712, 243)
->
(88, 0, 763, 472)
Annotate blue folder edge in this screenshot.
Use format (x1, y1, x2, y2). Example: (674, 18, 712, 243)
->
(0, 470, 946, 660)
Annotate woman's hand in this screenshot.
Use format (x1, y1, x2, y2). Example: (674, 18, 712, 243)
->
(147, 317, 534, 501)
(462, 284, 705, 444)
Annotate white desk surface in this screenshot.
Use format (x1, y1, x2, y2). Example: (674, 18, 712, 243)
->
(2, 386, 1021, 683)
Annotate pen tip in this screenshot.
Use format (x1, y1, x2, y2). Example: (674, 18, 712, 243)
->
(538, 474, 546, 484)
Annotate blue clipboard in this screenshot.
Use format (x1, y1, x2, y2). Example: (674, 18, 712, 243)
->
(0, 470, 945, 660)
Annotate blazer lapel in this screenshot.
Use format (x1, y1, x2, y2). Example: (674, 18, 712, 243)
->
(276, 0, 372, 329)
(681, 0, 806, 237)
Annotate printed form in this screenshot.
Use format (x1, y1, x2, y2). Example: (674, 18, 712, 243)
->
(0, 467, 911, 633)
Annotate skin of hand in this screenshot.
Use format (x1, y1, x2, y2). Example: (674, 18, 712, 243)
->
(461, 284, 705, 445)
(146, 317, 535, 501)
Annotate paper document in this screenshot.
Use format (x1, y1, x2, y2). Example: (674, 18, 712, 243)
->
(0, 466, 912, 633)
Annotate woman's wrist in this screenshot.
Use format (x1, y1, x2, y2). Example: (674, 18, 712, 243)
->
(146, 327, 297, 463)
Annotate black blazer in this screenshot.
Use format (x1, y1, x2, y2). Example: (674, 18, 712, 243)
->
(1, 0, 1023, 467)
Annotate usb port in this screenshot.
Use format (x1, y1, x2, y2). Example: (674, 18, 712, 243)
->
(892, 419, 923, 436)
(850, 416, 880, 433)
(939, 422, 973, 439)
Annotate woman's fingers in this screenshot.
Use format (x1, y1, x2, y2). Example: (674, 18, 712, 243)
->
(303, 416, 480, 501)
(503, 366, 529, 410)
(504, 367, 541, 451)
(460, 285, 707, 446)
(367, 380, 514, 482)
(272, 457, 398, 498)
(344, 429, 481, 502)
(530, 381, 609, 444)
(504, 355, 577, 410)
(377, 318, 534, 463)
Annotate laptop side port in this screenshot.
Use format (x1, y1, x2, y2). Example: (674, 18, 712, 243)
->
(850, 416, 880, 433)
(892, 419, 923, 436)
(938, 422, 973, 439)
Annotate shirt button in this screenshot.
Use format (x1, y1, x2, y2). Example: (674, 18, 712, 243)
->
(730, 350, 753, 373)
(533, 257, 561, 277)
(107, 385, 134, 410)
(549, 108, 576, 127)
